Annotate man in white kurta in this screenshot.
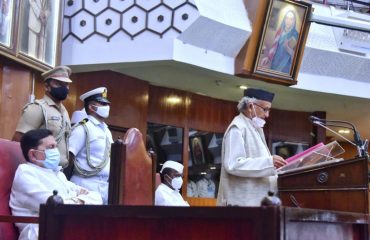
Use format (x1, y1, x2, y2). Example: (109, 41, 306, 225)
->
(10, 129, 102, 240)
(155, 160, 189, 206)
(217, 88, 287, 206)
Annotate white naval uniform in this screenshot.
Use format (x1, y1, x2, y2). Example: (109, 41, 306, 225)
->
(69, 115, 113, 204)
(155, 183, 189, 206)
(216, 113, 277, 206)
(10, 163, 102, 240)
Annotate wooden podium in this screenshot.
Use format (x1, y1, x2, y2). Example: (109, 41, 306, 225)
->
(278, 157, 369, 213)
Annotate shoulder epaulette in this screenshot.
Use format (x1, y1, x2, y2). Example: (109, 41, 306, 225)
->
(80, 118, 89, 124)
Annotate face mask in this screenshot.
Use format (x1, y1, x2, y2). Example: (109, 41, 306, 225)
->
(50, 86, 69, 101)
(93, 105, 110, 118)
(36, 148, 61, 170)
(166, 175, 183, 190)
(251, 104, 266, 128)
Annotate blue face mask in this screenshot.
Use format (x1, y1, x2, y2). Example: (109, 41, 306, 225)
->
(36, 148, 61, 170)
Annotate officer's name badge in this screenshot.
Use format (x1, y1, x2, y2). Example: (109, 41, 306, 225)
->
(49, 116, 60, 121)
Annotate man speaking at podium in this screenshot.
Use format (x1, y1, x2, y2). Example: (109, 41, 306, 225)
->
(217, 88, 287, 206)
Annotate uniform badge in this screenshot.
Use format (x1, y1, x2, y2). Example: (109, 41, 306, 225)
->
(102, 89, 107, 98)
(49, 116, 60, 121)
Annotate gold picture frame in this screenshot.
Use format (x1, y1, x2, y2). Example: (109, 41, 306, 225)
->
(253, 0, 311, 84)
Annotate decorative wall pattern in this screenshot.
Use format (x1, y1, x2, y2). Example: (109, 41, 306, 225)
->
(63, 0, 198, 42)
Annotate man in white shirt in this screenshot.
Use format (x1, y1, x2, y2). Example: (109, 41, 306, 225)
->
(155, 160, 189, 206)
(10, 129, 102, 240)
(217, 88, 287, 206)
(69, 87, 113, 204)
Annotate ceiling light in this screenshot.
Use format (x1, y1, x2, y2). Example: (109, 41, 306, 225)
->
(239, 85, 247, 90)
(165, 96, 182, 104)
(338, 129, 350, 134)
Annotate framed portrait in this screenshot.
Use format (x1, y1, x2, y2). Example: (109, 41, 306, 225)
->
(16, 0, 63, 68)
(0, 0, 15, 49)
(190, 136, 207, 166)
(253, 0, 311, 84)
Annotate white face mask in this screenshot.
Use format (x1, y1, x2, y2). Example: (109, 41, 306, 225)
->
(35, 148, 61, 170)
(251, 104, 266, 128)
(166, 175, 183, 190)
(171, 177, 183, 190)
(93, 105, 110, 118)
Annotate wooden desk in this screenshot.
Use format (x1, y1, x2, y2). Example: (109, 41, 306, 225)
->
(39, 205, 369, 240)
(278, 157, 369, 213)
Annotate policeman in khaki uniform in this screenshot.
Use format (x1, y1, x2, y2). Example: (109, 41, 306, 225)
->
(68, 87, 113, 204)
(13, 66, 72, 169)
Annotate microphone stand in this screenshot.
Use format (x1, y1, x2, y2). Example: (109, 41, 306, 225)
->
(311, 118, 369, 158)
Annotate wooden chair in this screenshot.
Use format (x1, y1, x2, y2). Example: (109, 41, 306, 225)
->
(0, 139, 37, 240)
(108, 128, 153, 205)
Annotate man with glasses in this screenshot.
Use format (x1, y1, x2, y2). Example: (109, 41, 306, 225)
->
(217, 88, 287, 206)
(10, 129, 102, 240)
(68, 87, 113, 204)
(13, 66, 72, 172)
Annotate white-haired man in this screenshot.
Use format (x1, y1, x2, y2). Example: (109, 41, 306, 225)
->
(217, 88, 287, 206)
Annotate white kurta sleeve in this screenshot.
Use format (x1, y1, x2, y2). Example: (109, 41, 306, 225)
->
(58, 173, 103, 205)
(10, 167, 58, 212)
(223, 127, 275, 178)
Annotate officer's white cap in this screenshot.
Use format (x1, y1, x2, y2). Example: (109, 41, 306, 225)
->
(71, 108, 87, 124)
(79, 87, 110, 104)
(160, 160, 184, 174)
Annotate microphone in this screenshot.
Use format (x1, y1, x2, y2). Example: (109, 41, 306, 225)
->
(309, 116, 322, 125)
(309, 116, 368, 158)
(309, 116, 322, 123)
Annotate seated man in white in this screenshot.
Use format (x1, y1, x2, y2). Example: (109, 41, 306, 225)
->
(155, 160, 189, 206)
(10, 129, 102, 240)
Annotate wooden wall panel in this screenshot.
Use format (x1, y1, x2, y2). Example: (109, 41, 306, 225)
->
(187, 93, 237, 133)
(266, 109, 315, 145)
(72, 71, 149, 134)
(0, 63, 32, 139)
(186, 197, 217, 207)
(147, 85, 187, 127)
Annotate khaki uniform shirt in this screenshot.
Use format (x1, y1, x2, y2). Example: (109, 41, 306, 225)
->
(15, 95, 71, 167)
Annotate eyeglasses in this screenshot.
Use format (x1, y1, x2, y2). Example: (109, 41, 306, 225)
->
(253, 103, 271, 114)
